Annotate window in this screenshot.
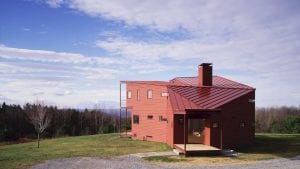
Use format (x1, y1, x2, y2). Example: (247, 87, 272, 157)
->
(161, 92, 169, 97)
(147, 90, 153, 99)
(240, 122, 245, 127)
(137, 90, 140, 101)
(127, 90, 132, 99)
(212, 122, 219, 128)
(147, 115, 153, 119)
(133, 115, 139, 124)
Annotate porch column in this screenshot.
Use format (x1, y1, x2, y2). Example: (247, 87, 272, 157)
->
(183, 114, 187, 154)
(125, 107, 128, 135)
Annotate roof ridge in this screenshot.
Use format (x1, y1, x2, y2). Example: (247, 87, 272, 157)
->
(168, 84, 255, 90)
(170, 75, 255, 90)
(173, 75, 219, 79)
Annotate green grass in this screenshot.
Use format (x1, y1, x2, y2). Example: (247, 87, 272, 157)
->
(0, 134, 171, 169)
(144, 133, 300, 164)
(144, 155, 188, 162)
(236, 133, 300, 160)
(1, 133, 299, 168)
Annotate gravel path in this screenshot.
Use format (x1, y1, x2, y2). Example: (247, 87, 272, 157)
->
(32, 155, 300, 169)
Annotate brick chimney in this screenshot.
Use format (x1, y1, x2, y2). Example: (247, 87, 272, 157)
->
(198, 63, 213, 86)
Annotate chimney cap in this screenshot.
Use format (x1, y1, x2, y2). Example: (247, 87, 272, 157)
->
(199, 63, 212, 66)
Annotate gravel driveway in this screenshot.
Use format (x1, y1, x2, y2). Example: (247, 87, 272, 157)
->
(32, 155, 300, 169)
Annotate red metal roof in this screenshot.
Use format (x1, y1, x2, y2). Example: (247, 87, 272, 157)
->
(170, 76, 254, 89)
(168, 85, 253, 112)
(168, 76, 254, 112)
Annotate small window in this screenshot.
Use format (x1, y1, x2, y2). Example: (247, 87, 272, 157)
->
(147, 115, 153, 119)
(212, 122, 219, 128)
(147, 90, 153, 99)
(161, 92, 169, 97)
(137, 90, 140, 101)
(240, 122, 245, 127)
(127, 90, 132, 99)
(133, 115, 139, 124)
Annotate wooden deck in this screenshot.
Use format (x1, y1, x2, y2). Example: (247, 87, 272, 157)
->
(174, 144, 221, 156)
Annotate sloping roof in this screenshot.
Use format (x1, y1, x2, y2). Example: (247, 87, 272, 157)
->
(168, 76, 255, 112)
(168, 85, 253, 111)
(170, 76, 254, 89)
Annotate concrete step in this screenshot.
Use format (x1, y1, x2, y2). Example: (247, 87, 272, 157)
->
(173, 148, 184, 155)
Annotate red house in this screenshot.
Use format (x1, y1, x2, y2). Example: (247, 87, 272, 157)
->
(121, 63, 255, 155)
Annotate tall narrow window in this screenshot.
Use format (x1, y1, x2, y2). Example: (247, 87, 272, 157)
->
(127, 90, 132, 99)
(133, 115, 139, 124)
(147, 90, 153, 99)
(137, 90, 140, 101)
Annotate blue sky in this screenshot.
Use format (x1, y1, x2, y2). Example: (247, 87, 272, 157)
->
(0, 0, 300, 108)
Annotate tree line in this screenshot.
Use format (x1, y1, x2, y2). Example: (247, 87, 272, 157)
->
(255, 106, 300, 133)
(0, 102, 130, 142)
(1, 102, 299, 142)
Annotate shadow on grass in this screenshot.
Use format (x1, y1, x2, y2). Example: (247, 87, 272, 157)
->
(236, 134, 300, 158)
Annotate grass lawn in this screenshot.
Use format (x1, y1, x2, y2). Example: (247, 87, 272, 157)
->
(143, 133, 300, 164)
(0, 133, 171, 169)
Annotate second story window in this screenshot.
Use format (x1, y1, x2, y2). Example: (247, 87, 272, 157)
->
(127, 90, 132, 99)
(147, 90, 153, 99)
(133, 115, 139, 124)
(137, 90, 140, 101)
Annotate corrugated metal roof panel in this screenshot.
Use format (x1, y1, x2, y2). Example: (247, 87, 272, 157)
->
(168, 85, 253, 111)
(170, 76, 254, 89)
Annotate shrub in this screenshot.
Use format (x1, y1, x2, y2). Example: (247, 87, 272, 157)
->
(271, 116, 300, 133)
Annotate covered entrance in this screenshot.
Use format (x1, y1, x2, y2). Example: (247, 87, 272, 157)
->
(173, 109, 222, 155)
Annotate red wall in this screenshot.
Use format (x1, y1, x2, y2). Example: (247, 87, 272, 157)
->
(219, 91, 255, 149)
(126, 83, 171, 143)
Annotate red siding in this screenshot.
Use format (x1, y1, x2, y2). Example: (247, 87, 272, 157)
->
(126, 83, 170, 143)
(219, 91, 255, 149)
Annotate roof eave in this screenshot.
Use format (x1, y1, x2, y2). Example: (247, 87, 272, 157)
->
(173, 108, 221, 114)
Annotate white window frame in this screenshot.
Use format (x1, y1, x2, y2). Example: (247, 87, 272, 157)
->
(127, 90, 132, 99)
(137, 90, 140, 101)
(147, 90, 153, 99)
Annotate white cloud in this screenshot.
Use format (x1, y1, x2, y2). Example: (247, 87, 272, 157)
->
(50, 0, 300, 34)
(12, 0, 300, 107)
(0, 44, 125, 65)
(0, 44, 175, 108)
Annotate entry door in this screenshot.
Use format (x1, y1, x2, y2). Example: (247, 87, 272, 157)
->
(188, 119, 205, 144)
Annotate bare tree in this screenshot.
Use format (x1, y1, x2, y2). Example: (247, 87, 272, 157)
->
(24, 101, 52, 148)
